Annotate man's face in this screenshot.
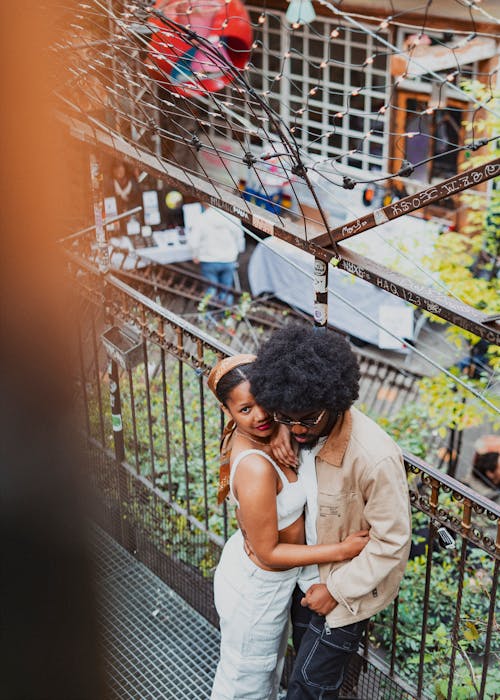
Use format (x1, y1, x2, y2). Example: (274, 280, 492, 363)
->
(274, 408, 334, 447)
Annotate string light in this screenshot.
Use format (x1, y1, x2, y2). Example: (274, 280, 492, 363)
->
(60, 0, 497, 253)
(58, 2, 500, 398)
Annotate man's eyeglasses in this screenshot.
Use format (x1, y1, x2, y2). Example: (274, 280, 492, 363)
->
(273, 409, 326, 428)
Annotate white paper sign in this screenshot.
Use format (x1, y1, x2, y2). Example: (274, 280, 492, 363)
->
(378, 304, 414, 350)
(142, 190, 161, 226)
(104, 196, 119, 233)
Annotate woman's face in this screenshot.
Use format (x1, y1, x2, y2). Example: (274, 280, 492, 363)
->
(224, 380, 274, 439)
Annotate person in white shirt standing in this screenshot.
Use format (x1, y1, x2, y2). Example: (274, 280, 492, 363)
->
(189, 203, 245, 305)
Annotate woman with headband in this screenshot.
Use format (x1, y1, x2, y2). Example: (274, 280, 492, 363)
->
(207, 354, 369, 700)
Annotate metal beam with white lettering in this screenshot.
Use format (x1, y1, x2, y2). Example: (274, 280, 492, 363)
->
(334, 247, 500, 346)
(58, 110, 500, 346)
(312, 158, 500, 249)
(57, 108, 331, 253)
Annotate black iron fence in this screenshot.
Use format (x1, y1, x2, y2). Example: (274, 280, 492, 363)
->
(72, 255, 499, 700)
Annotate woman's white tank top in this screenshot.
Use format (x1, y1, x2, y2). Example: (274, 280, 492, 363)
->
(229, 449, 306, 531)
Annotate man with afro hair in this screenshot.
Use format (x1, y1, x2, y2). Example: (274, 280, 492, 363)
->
(249, 325, 412, 700)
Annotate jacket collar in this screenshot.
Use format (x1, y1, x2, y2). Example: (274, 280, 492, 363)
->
(317, 409, 352, 467)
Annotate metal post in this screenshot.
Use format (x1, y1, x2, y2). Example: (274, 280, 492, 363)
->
(89, 152, 110, 273)
(90, 151, 135, 549)
(313, 257, 329, 329)
(108, 358, 125, 463)
(107, 353, 136, 552)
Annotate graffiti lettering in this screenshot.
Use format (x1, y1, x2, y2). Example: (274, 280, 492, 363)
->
(375, 277, 400, 295)
(419, 187, 438, 204)
(458, 173, 472, 189)
(344, 261, 369, 279)
(485, 163, 500, 177)
(341, 219, 363, 237)
(230, 205, 247, 219)
(441, 179, 460, 196)
(426, 302, 441, 314)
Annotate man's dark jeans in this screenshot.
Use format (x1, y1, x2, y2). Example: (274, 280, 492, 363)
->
(286, 586, 366, 699)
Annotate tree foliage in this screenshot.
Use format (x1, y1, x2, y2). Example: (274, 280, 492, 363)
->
(417, 80, 500, 434)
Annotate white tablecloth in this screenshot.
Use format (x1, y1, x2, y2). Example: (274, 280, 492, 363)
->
(248, 236, 415, 349)
(109, 228, 192, 269)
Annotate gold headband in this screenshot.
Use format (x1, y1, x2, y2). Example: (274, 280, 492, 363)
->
(207, 353, 256, 396)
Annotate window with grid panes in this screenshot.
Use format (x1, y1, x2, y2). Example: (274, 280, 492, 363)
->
(208, 8, 390, 172)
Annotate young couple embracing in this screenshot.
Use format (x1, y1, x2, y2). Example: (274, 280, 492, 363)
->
(207, 325, 412, 700)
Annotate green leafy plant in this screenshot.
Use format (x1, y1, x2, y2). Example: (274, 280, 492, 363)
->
(372, 501, 499, 699)
(416, 80, 500, 438)
(375, 403, 437, 458)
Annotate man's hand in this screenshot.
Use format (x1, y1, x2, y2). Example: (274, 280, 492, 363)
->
(193, 257, 200, 264)
(300, 584, 337, 615)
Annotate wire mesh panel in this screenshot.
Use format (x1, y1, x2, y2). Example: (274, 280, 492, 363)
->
(54, 0, 500, 347)
(93, 524, 220, 699)
(74, 261, 499, 700)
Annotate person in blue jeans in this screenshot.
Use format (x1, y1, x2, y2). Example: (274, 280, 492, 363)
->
(189, 203, 244, 305)
(249, 325, 412, 699)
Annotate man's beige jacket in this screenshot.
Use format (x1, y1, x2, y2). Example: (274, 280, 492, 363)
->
(316, 407, 412, 628)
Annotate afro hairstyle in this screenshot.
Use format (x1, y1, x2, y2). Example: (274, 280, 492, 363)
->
(248, 325, 360, 415)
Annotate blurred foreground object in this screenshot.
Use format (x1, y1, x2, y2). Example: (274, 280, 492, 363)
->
(0, 2, 105, 698)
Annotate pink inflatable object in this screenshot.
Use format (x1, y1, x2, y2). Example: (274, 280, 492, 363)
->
(147, 0, 253, 96)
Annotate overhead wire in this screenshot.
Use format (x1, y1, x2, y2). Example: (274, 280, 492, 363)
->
(54, 0, 499, 362)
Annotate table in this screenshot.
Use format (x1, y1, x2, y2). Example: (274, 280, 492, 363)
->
(109, 228, 192, 269)
(248, 236, 415, 350)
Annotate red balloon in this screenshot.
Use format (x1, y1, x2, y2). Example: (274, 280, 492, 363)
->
(147, 0, 253, 96)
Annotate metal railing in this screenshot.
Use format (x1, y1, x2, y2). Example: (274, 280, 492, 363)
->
(72, 254, 499, 699)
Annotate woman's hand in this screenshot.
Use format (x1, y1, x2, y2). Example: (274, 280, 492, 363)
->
(271, 423, 298, 469)
(338, 530, 369, 560)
